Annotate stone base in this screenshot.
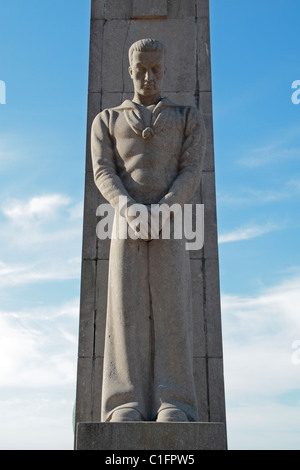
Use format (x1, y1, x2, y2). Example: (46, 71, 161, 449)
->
(75, 422, 227, 450)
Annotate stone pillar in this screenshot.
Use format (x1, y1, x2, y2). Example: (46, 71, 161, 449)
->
(75, 0, 227, 450)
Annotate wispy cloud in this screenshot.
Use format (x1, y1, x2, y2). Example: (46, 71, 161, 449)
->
(0, 132, 44, 171)
(0, 298, 79, 389)
(2, 194, 71, 225)
(0, 298, 79, 449)
(238, 145, 300, 168)
(222, 274, 300, 449)
(0, 396, 75, 450)
(237, 124, 300, 168)
(0, 193, 83, 286)
(227, 403, 300, 450)
(218, 178, 300, 207)
(219, 221, 281, 244)
(0, 258, 81, 287)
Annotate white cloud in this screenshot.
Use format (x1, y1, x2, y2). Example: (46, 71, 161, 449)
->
(221, 274, 300, 449)
(238, 145, 300, 168)
(218, 188, 289, 206)
(0, 193, 83, 286)
(217, 177, 300, 207)
(227, 403, 300, 450)
(0, 298, 79, 449)
(2, 194, 71, 225)
(0, 298, 79, 389)
(288, 178, 300, 192)
(0, 133, 24, 164)
(67, 201, 84, 220)
(0, 193, 81, 448)
(219, 222, 280, 243)
(0, 397, 75, 450)
(237, 124, 300, 168)
(0, 257, 81, 287)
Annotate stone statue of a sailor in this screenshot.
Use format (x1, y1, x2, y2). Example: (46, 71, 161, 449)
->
(91, 39, 206, 422)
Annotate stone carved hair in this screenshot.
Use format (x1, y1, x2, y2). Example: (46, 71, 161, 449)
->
(128, 38, 166, 65)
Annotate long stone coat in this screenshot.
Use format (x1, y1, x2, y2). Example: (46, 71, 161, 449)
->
(91, 97, 206, 421)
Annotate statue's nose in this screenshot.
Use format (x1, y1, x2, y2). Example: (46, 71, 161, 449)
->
(145, 69, 154, 81)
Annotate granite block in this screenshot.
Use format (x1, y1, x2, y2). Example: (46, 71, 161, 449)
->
(75, 357, 94, 423)
(198, 17, 212, 92)
(94, 259, 109, 356)
(167, 0, 195, 18)
(81, 171, 100, 260)
(208, 358, 227, 424)
(106, 0, 133, 19)
(102, 19, 196, 93)
(193, 358, 209, 421)
(76, 422, 227, 450)
(201, 171, 219, 259)
(191, 259, 206, 357)
(133, 0, 167, 18)
(91, 357, 103, 421)
(77, 260, 96, 357)
(203, 142, 215, 172)
(91, 0, 104, 20)
(85, 92, 101, 174)
(197, 0, 210, 18)
(204, 258, 223, 357)
(88, 20, 104, 93)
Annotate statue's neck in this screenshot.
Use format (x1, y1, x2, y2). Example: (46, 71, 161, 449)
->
(132, 92, 161, 107)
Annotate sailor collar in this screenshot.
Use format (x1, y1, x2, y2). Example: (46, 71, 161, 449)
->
(114, 96, 178, 111)
(113, 97, 178, 140)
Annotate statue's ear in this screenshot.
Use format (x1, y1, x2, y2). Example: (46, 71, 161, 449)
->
(129, 66, 133, 79)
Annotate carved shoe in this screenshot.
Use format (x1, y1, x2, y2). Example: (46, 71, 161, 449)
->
(156, 408, 189, 422)
(110, 408, 143, 422)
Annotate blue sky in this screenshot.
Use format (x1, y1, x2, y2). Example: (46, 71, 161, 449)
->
(0, 0, 300, 450)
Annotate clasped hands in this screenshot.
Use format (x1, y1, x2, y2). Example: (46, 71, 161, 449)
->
(124, 203, 169, 241)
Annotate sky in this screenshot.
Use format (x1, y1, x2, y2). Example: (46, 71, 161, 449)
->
(0, 0, 300, 451)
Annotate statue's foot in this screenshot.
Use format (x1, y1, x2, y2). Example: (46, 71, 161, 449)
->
(110, 408, 143, 422)
(156, 408, 189, 422)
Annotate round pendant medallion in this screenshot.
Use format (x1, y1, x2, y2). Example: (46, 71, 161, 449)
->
(142, 127, 154, 140)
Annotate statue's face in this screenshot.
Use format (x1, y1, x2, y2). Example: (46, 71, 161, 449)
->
(129, 51, 165, 97)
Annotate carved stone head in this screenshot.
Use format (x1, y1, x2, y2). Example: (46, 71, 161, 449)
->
(128, 39, 166, 100)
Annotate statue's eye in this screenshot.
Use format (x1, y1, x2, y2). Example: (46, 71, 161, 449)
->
(152, 66, 162, 74)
